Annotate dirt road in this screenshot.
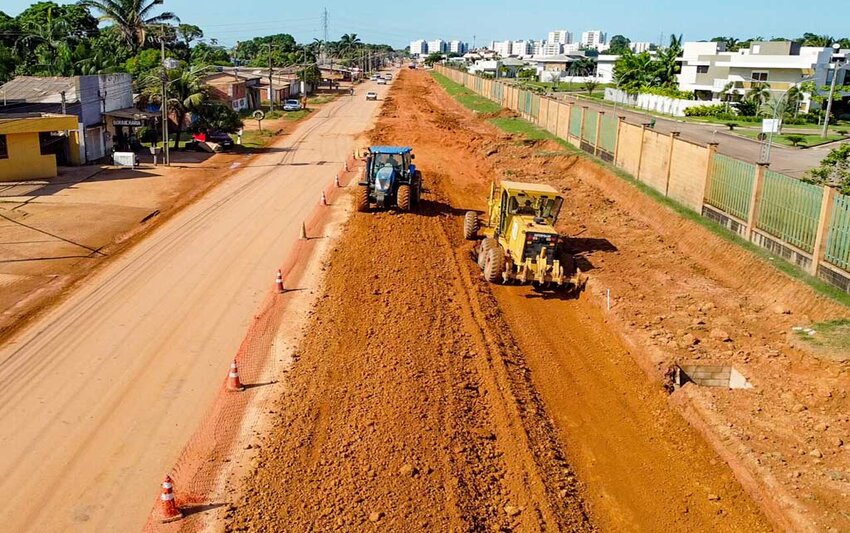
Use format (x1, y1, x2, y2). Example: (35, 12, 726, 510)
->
(223, 72, 782, 531)
(0, 80, 391, 532)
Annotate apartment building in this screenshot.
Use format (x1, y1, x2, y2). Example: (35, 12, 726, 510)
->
(492, 40, 513, 57)
(427, 39, 448, 55)
(511, 40, 534, 58)
(410, 40, 428, 57)
(581, 30, 607, 50)
(540, 42, 564, 56)
(631, 42, 652, 53)
(678, 41, 845, 110)
(449, 40, 469, 55)
(547, 30, 573, 45)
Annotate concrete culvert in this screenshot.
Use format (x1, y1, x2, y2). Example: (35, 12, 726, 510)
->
(673, 364, 753, 390)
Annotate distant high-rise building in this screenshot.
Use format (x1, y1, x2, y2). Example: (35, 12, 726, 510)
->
(547, 30, 573, 45)
(630, 41, 652, 53)
(581, 30, 607, 49)
(492, 40, 513, 57)
(541, 42, 564, 56)
(427, 39, 448, 54)
(410, 40, 428, 57)
(449, 40, 468, 54)
(512, 40, 534, 57)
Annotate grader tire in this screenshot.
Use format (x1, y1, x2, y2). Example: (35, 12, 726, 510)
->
(355, 185, 370, 212)
(478, 238, 496, 269)
(397, 184, 411, 211)
(484, 246, 506, 283)
(463, 211, 479, 240)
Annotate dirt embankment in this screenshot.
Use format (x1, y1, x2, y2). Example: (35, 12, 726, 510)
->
(387, 71, 848, 531)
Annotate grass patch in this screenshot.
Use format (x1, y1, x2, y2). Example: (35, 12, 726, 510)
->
(431, 72, 502, 114)
(432, 69, 850, 309)
(489, 117, 554, 141)
(733, 130, 846, 148)
(794, 318, 850, 352)
(238, 129, 276, 149)
(308, 95, 335, 105)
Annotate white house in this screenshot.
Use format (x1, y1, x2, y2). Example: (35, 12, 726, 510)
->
(547, 30, 573, 45)
(410, 40, 428, 57)
(595, 55, 618, 83)
(678, 41, 845, 110)
(581, 31, 607, 50)
(631, 42, 652, 53)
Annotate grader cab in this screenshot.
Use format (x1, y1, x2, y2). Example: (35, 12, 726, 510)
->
(463, 180, 584, 288)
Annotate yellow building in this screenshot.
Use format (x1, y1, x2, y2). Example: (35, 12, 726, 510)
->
(0, 114, 81, 182)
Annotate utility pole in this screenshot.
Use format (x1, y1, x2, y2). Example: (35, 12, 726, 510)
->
(821, 43, 845, 138)
(160, 37, 170, 165)
(268, 42, 275, 112)
(60, 91, 66, 115)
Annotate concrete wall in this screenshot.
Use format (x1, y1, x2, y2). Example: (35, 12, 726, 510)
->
(0, 132, 57, 181)
(668, 139, 710, 211)
(638, 130, 671, 193)
(615, 121, 642, 177)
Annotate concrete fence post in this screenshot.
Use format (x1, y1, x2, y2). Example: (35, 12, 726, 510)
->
(664, 132, 680, 196)
(635, 123, 649, 181)
(594, 111, 604, 155)
(810, 186, 837, 276)
(579, 106, 588, 145)
(613, 115, 626, 164)
(701, 143, 719, 211)
(746, 163, 769, 241)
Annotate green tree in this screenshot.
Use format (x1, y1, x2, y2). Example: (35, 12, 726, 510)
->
(144, 65, 207, 148)
(196, 102, 243, 133)
(799, 33, 835, 47)
(613, 49, 655, 92)
(424, 52, 443, 66)
(710, 36, 741, 51)
(607, 35, 631, 55)
(17, 4, 74, 76)
(191, 42, 231, 66)
(805, 144, 850, 193)
(81, 0, 179, 53)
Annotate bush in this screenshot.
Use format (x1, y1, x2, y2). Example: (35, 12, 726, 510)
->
(684, 104, 726, 117)
(785, 134, 806, 147)
(640, 86, 695, 100)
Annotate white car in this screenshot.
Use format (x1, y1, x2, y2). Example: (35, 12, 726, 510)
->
(366, 92, 378, 101)
(282, 99, 301, 111)
(377, 78, 387, 85)
(369, 75, 378, 81)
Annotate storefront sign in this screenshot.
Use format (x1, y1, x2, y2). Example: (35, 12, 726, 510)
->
(113, 119, 143, 126)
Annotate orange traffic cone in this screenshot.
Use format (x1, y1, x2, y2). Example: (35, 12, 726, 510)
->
(335, 175, 341, 188)
(275, 270, 284, 293)
(344, 160, 349, 171)
(227, 360, 244, 392)
(300, 222, 308, 240)
(159, 475, 182, 523)
(321, 190, 328, 206)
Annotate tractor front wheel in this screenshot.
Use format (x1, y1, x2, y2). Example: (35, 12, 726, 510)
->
(463, 211, 479, 240)
(397, 184, 411, 211)
(484, 246, 506, 283)
(356, 185, 370, 212)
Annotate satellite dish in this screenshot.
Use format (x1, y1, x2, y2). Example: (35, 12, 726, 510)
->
(252, 110, 265, 120)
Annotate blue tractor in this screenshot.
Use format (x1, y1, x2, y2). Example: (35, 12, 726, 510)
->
(356, 146, 422, 212)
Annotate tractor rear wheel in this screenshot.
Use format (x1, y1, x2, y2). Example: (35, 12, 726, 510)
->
(463, 211, 479, 240)
(397, 184, 411, 211)
(356, 185, 370, 212)
(484, 246, 506, 283)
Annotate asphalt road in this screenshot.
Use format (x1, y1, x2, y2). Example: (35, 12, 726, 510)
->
(0, 78, 390, 532)
(562, 94, 846, 177)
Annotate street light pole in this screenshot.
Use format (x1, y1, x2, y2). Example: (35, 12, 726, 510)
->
(821, 43, 845, 138)
(160, 37, 170, 166)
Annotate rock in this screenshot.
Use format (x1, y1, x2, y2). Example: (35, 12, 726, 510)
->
(368, 511, 383, 522)
(770, 303, 791, 315)
(827, 470, 847, 481)
(399, 463, 418, 477)
(814, 422, 829, 432)
(809, 449, 823, 458)
(680, 333, 697, 346)
(832, 437, 844, 448)
(792, 404, 807, 413)
(710, 329, 731, 342)
(504, 505, 521, 517)
(707, 494, 721, 501)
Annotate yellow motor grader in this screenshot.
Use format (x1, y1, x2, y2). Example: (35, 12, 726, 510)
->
(463, 180, 584, 288)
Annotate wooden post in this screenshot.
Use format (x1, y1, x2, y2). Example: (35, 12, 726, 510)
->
(635, 123, 648, 181)
(746, 163, 769, 241)
(613, 115, 626, 164)
(665, 132, 680, 196)
(594, 111, 604, 156)
(810, 186, 837, 276)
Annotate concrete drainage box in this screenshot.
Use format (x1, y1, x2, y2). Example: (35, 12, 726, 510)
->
(674, 364, 753, 390)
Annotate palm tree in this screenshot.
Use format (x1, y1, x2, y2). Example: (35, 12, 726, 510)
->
(746, 82, 771, 107)
(339, 33, 361, 57)
(144, 65, 207, 148)
(81, 0, 179, 53)
(17, 5, 73, 76)
(613, 50, 656, 93)
(718, 81, 736, 113)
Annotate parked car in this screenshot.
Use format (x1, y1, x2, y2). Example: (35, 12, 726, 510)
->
(366, 91, 378, 101)
(384, 73, 393, 80)
(369, 75, 378, 81)
(191, 131, 234, 152)
(377, 78, 387, 85)
(283, 99, 302, 111)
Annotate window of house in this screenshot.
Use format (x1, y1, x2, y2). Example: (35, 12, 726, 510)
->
(0, 134, 7, 159)
(696, 65, 709, 74)
(751, 71, 769, 82)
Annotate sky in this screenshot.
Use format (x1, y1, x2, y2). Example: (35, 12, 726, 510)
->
(3, 0, 847, 49)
